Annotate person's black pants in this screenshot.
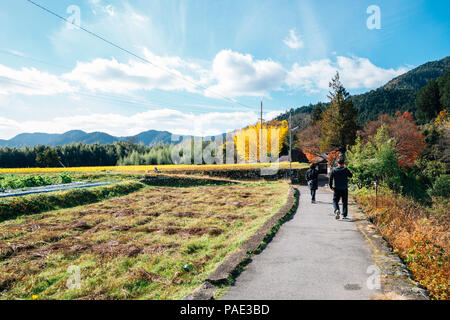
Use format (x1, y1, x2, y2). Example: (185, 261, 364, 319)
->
(310, 189, 316, 201)
(333, 189, 348, 217)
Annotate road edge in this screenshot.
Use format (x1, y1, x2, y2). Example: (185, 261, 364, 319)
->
(349, 201, 429, 300)
(183, 185, 299, 300)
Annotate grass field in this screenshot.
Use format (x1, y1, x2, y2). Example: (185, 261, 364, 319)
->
(0, 180, 290, 300)
(0, 162, 308, 174)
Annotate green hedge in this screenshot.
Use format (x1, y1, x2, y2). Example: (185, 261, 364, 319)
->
(0, 173, 72, 190)
(0, 181, 144, 222)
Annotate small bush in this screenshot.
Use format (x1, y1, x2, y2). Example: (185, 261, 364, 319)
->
(430, 174, 450, 198)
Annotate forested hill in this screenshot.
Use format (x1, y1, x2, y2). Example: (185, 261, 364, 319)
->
(353, 56, 450, 123)
(384, 56, 450, 90)
(275, 56, 450, 125)
(0, 129, 174, 148)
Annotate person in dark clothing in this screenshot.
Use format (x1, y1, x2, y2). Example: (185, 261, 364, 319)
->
(329, 158, 353, 220)
(305, 163, 319, 203)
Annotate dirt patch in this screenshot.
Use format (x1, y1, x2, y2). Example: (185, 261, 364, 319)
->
(174, 212, 198, 218)
(135, 211, 162, 217)
(163, 226, 223, 237)
(131, 226, 159, 233)
(69, 243, 92, 254)
(226, 201, 244, 208)
(130, 268, 170, 285)
(221, 214, 246, 220)
(72, 221, 92, 231)
(90, 241, 143, 258)
(142, 243, 180, 255)
(0, 244, 14, 260)
(0, 275, 17, 291)
(78, 209, 107, 216)
(112, 209, 135, 217)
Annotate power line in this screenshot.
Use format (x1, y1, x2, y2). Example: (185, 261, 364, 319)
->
(0, 49, 252, 113)
(0, 49, 248, 110)
(0, 76, 253, 115)
(25, 0, 254, 110)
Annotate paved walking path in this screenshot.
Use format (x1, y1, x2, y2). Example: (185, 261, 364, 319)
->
(222, 185, 381, 300)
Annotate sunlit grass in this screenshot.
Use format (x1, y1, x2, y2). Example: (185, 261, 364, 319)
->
(0, 181, 290, 300)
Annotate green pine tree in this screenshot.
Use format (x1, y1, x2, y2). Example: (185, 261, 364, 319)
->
(320, 72, 358, 153)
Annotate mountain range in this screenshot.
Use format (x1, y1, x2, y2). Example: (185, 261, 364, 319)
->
(1, 56, 449, 148)
(0, 130, 175, 148)
(353, 55, 449, 123)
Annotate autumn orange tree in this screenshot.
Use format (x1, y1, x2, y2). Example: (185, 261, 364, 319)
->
(359, 111, 425, 167)
(233, 120, 289, 162)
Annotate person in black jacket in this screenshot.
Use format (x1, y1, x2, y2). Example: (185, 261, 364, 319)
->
(329, 158, 353, 220)
(305, 163, 319, 203)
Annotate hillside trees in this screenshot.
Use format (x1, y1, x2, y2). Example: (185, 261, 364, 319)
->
(295, 123, 322, 161)
(415, 80, 442, 124)
(311, 103, 327, 124)
(415, 71, 450, 124)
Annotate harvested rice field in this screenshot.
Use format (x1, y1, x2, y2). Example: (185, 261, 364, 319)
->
(0, 180, 290, 300)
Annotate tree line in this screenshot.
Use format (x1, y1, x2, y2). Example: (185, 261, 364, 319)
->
(0, 142, 174, 168)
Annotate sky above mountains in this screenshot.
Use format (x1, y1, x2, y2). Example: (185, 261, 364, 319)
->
(0, 0, 449, 139)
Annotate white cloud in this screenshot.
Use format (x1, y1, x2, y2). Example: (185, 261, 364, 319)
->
(103, 4, 115, 17)
(283, 29, 304, 50)
(286, 56, 409, 92)
(62, 55, 204, 94)
(336, 56, 409, 89)
(206, 50, 287, 98)
(0, 109, 283, 140)
(0, 48, 409, 100)
(0, 65, 75, 96)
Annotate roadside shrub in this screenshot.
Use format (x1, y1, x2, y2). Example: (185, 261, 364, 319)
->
(347, 127, 402, 191)
(430, 174, 450, 198)
(59, 173, 72, 184)
(400, 170, 430, 203)
(416, 159, 446, 182)
(0, 181, 144, 221)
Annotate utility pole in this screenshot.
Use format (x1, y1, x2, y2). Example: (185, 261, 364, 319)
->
(289, 112, 292, 177)
(289, 112, 299, 180)
(260, 101, 263, 163)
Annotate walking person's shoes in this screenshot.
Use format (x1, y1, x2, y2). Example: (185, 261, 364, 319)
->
(335, 210, 340, 220)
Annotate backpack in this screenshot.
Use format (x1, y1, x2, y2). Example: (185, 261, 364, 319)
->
(306, 169, 315, 181)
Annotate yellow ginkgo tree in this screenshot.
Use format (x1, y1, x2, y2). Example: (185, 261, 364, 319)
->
(233, 120, 289, 163)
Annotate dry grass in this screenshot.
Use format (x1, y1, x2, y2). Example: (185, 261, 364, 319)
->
(0, 181, 289, 300)
(355, 191, 449, 300)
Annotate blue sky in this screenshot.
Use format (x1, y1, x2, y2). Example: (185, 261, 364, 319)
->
(0, 0, 449, 139)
